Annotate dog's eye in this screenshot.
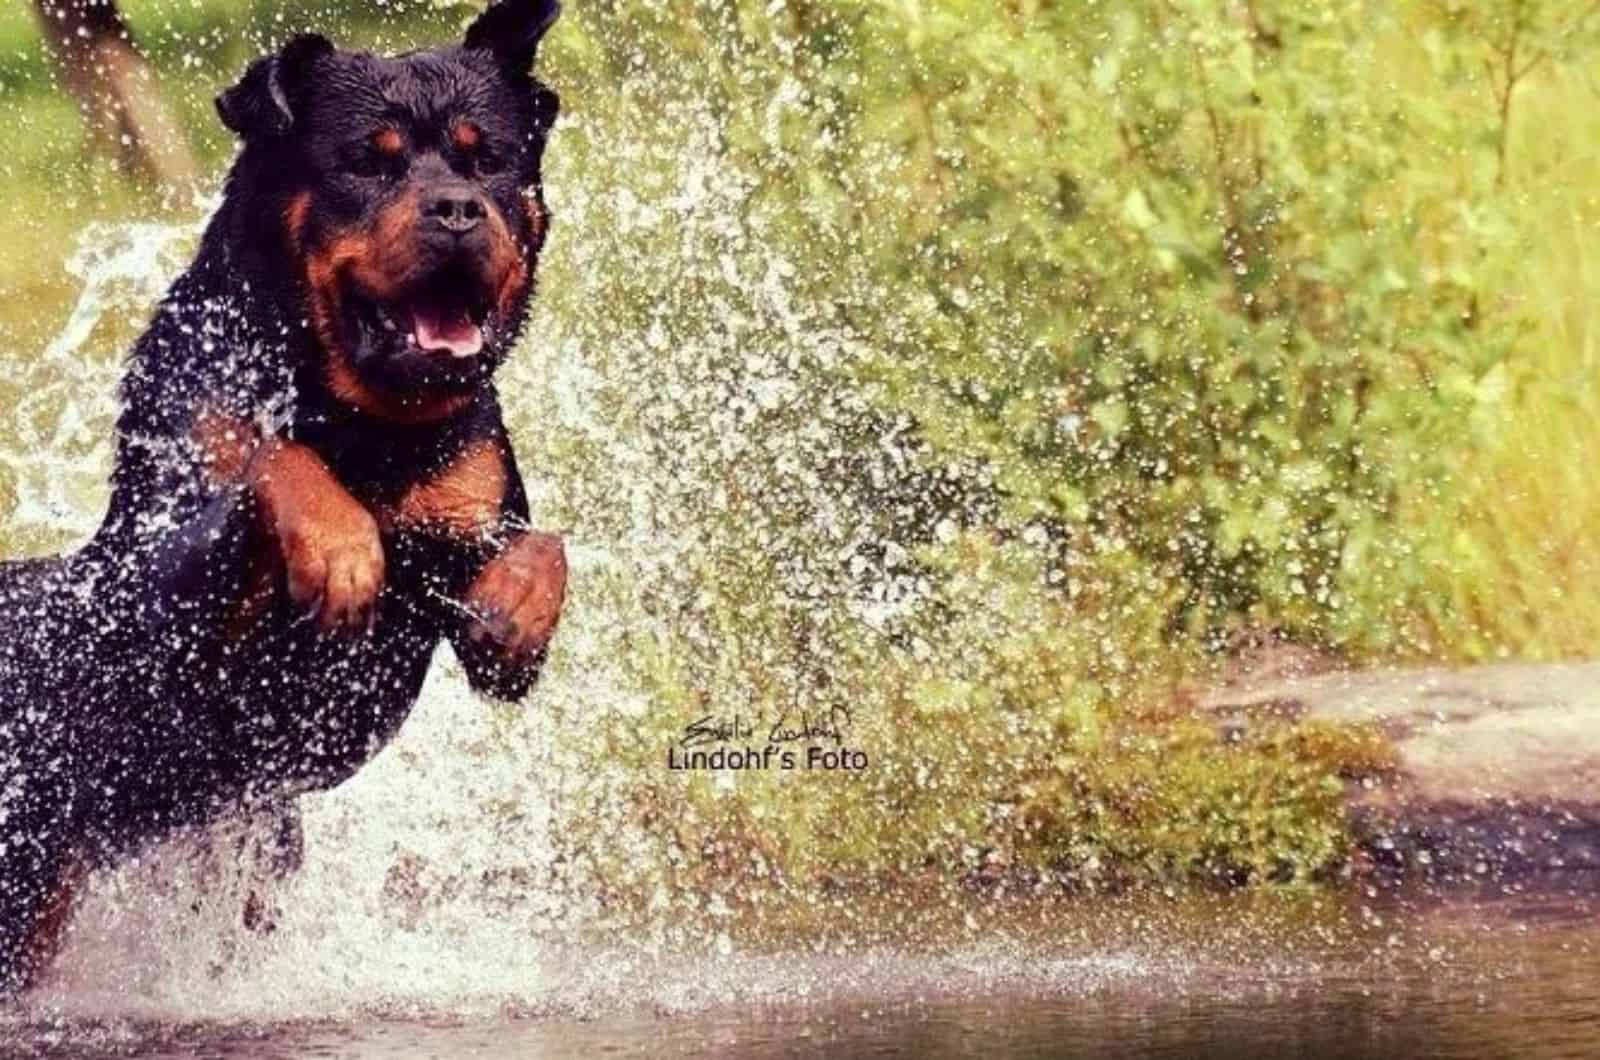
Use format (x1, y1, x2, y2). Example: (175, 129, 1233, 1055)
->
(473, 150, 508, 177)
(347, 156, 382, 179)
(345, 149, 390, 180)
(345, 132, 408, 181)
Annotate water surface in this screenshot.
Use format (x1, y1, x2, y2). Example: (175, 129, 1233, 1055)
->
(7, 888, 1595, 1059)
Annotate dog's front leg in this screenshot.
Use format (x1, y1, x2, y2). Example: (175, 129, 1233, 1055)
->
(385, 423, 566, 699)
(463, 529, 567, 654)
(448, 529, 566, 701)
(250, 439, 385, 632)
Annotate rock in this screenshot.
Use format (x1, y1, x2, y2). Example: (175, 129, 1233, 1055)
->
(1204, 662, 1600, 883)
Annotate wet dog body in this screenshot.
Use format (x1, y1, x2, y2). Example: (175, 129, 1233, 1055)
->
(0, 0, 567, 989)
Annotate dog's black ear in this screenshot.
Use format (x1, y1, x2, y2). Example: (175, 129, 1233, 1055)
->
(530, 84, 560, 137)
(464, 0, 561, 73)
(216, 34, 333, 138)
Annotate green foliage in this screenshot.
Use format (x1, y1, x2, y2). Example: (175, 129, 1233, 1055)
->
(779, 1, 1524, 654)
(554, 533, 1391, 909)
(527, 0, 1592, 899)
(541, 0, 1578, 662)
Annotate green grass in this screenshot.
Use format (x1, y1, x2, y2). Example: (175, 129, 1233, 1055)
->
(1442, 67, 1600, 659)
(1358, 39, 1600, 662)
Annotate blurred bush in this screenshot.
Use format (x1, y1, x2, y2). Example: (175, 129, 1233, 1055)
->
(530, 0, 1600, 900)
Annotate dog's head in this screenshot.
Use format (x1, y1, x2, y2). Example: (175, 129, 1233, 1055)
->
(218, 0, 561, 422)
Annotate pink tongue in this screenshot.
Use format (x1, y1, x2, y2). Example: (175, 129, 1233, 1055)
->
(411, 305, 483, 358)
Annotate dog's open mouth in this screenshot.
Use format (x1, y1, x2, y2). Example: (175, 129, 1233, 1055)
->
(408, 297, 483, 358)
(349, 266, 495, 366)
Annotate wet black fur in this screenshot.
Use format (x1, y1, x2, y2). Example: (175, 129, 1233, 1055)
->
(0, 0, 562, 990)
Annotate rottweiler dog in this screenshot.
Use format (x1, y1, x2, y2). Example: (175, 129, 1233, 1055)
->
(0, 0, 568, 991)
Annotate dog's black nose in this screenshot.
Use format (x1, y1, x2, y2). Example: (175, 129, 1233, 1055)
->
(424, 188, 486, 234)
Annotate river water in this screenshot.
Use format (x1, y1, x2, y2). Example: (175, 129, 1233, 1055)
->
(4, 886, 1597, 1058)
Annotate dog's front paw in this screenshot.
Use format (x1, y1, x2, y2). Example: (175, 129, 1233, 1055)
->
(254, 440, 386, 633)
(464, 531, 567, 659)
(278, 501, 384, 632)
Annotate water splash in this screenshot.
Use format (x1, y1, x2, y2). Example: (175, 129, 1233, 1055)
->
(34, 657, 577, 1021)
(4, 219, 200, 541)
(4, 95, 904, 1022)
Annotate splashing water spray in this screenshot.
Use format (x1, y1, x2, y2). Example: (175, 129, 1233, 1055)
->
(0, 78, 928, 1023)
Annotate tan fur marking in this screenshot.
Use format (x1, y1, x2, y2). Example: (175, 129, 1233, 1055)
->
(487, 201, 530, 319)
(465, 531, 568, 659)
(254, 440, 368, 546)
(191, 409, 256, 484)
(281, 191, 312, 252)
(185, 414, 289, 638)
(283, 191, 312, 254)
(252, 439, 384, 631)
(393, 441, 508, 533)
(303, 190, 474, 424)
(322, 352, 473, 424)
(525, 194, 548, 247)
(298, 184, 528, 424)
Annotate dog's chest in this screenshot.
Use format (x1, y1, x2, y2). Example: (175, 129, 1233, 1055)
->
(291, 404, 505, 538)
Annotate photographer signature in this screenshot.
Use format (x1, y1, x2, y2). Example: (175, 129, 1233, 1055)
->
(679, 714, 756, 748)
(679, 706, 854, 748)
(766, 705, 852, 747)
